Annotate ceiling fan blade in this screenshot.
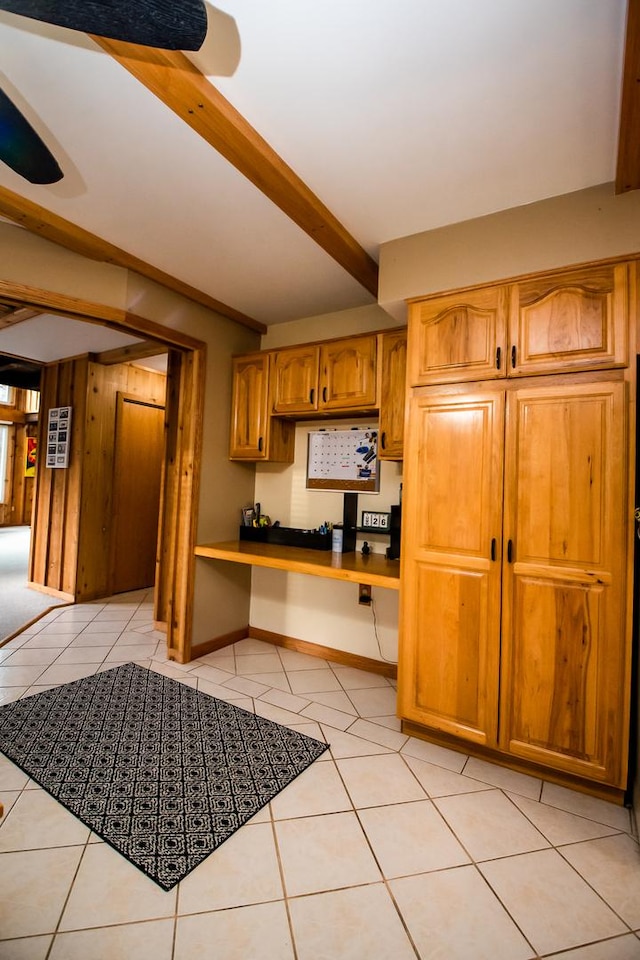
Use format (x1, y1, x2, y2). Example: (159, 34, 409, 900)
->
(0, 0, 207, 50)
(0, 88, 63, 183)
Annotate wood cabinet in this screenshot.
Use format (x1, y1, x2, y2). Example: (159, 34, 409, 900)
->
(499, 379, 628, 783)
(271, 344, 320, 414)
(400, 258, 637, 797)
(399, 389, 504, 746)
(232, 330, 404, 461)
(399, 373, 631, 790)
(271, 335, 378, 415)
(379, 328, 407, 460)
(229, 353, 294, 461)
(318, 335, 378, 411)
(408, 263, 628, 386)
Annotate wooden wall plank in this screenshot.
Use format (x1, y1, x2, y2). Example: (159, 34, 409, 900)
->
(163, 346, 205, 662)
(76, 361, 167, 600)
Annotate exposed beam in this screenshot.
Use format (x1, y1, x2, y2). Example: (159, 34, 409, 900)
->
(0, 278, 208, 351)
(93, 39, 380, 298)
(95, 340, 166, 365)
(616, 0, 640, 193)
(0, 185, 266, 333)
(0, 305, 41, 329)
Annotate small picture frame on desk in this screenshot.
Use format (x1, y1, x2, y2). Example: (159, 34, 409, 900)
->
(361, 510, 391, 533)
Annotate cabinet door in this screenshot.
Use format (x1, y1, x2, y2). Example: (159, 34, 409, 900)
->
(229, 353, 270, 459)
(407, 286, 509, 385)
(319, 335, 377, 410)
(398, 391, 504, 746)
(271, 345, 320, 414)
(379, 329, 407, 460)
(510, 263, 628, 376)
(500, 379, 629, 786)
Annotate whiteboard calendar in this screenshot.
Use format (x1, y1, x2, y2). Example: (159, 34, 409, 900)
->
(306, 428, 380, 492)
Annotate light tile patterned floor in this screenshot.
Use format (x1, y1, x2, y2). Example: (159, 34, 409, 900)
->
(0, 590, 639, 959)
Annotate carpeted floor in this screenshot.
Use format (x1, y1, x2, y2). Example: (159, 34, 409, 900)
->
(0, 661, 329, 889)
(0, 525, 66, 642)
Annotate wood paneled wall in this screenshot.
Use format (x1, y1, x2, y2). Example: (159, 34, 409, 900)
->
(30, 357, 166, 601)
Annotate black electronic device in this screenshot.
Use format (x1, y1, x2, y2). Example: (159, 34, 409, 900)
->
(341, 492, 358, 553)
(387, 504, 402, 560)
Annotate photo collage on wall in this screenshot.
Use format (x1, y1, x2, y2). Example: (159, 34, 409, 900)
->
(46, 406, 72, 469)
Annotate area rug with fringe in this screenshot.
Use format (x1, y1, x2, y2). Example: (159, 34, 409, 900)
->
(0, 662, 329, 890)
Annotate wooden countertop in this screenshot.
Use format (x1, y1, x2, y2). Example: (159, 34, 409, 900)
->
(195, 540, 400, 590)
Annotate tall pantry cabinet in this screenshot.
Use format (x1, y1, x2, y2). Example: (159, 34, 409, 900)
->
(398, 260, 637, 799)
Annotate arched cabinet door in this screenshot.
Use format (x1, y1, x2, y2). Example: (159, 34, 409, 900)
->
(229, 353, 293, 462)
(318, 335, 378, 411)
(379, 329, 407, 460)
(407, 286, 509, 386)
(509, 263, 628, 377)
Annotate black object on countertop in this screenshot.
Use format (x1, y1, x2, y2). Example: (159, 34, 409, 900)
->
(239, 525, 332, 550)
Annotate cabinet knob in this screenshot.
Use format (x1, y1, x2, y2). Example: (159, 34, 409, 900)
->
(507, 539, 513, 563)
(495, 347, 501, 370)
(309, 388, 315, 404)
(258, 436, 263, 452)
(381, 431, 386, 450)
(322, 386, 327, 403)
(511, 345, 517, 369)
(490, 538, 496, 561)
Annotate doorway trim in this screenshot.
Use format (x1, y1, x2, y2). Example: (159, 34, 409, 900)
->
(0, 278, 206, 663)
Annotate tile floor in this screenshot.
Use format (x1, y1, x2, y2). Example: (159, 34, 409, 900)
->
(0, 590, 639, 959)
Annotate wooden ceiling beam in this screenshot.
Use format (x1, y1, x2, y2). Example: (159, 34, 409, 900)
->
(0, 305, 41, 329)
(0, 185, 266, 333)
(95, 340, 166, 365)
(616, 0, 640, 193)
(93, 39, 379, 298)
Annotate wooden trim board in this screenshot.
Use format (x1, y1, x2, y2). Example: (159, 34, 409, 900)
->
(190, 624, 397, 679)
(0, 186, 264, 333)
(402, 720, 627, 806)
(249, 626, 397, 679)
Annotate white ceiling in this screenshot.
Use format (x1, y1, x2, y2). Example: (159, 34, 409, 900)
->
(0, 0, 629, 361)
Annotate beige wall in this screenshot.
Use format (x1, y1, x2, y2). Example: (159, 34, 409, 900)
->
(0, 222, 128, 307)
(251, 419, 402, 662)
(379, 182, 640, 316)
(0, 225, 259, 646)
(254, 305, 404, 663)
(260, 303, 398, 350)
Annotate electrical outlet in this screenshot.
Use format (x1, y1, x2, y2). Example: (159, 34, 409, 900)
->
(358, 584, 372, 605)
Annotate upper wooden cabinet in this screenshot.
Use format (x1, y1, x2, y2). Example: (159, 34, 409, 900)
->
(229, 353, 294, 461)
(510, 263, 628, 376)
(271, 335, 378, 414)
(379, 328, 407, 460)
(271, 344, 320, 415)
(318, 335, 378, 411)
(231, 330, 404, 461)
(408, 262, 629, 386)
(408, 285, 508, 385)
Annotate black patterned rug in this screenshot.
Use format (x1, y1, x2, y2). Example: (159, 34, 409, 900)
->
(0, 662, 329, 890)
